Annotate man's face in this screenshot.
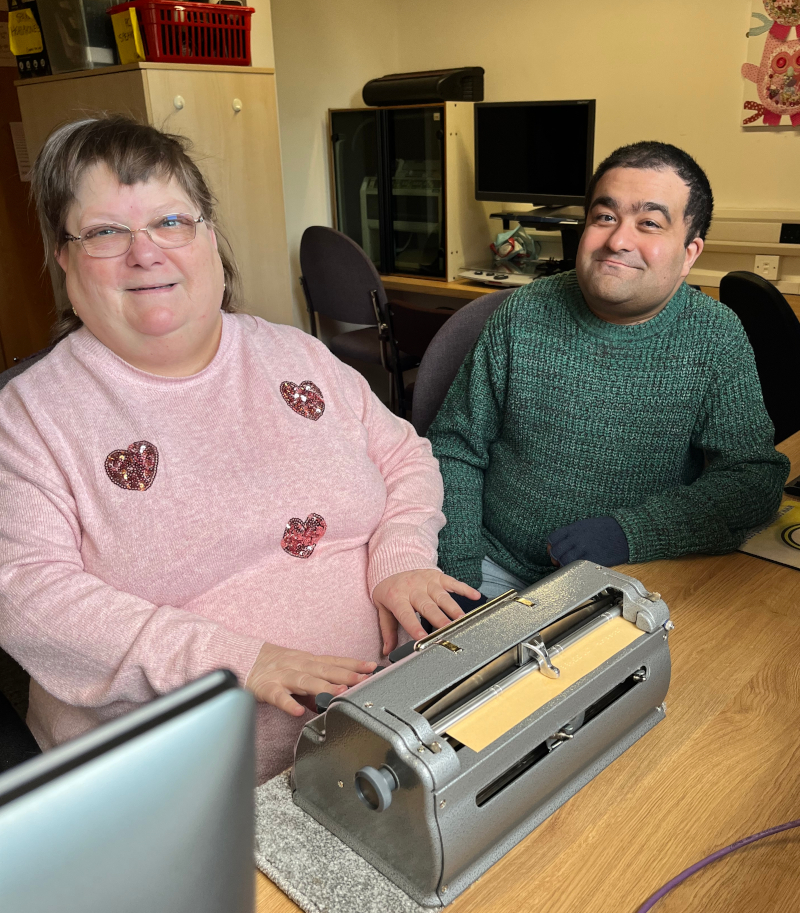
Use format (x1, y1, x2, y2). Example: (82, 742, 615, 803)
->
(576, 166, 704, 325)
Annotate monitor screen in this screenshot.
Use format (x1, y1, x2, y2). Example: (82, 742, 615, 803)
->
(0, 670, 255, 913)
(474, 100, 596, 207)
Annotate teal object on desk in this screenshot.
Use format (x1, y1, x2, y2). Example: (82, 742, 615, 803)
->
(491, 225, 540, 262)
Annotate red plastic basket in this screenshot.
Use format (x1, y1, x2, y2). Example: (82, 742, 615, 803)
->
(108, 1, 254, 66)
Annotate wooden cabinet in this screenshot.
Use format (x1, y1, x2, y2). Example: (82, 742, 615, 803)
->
(0, 66, 55, 370)
(329, 102, 490, 282)
(16, 62, 292, 327)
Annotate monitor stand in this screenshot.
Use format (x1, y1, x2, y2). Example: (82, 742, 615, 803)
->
(489, 208, 586, 269)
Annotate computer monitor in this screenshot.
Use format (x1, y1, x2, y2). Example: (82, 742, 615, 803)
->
(0, 670, 255, 913)
(474, 99, 596, 209)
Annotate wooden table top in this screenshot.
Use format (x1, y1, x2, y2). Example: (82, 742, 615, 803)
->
(256, 434, 800, 913)
(382, 275, 492, 301)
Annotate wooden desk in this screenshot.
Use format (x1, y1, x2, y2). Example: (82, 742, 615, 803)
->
(382, 275, 506, 308)
(382, 276, 800, 327)
(256, 434, 800, 913)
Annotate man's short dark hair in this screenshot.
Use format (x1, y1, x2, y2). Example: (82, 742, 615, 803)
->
(585, 141, 714, 245)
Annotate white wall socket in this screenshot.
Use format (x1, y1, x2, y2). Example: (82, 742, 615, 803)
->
(754, 255, 780, 280)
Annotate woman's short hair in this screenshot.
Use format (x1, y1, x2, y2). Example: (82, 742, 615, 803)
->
(31, 114, 242, 342)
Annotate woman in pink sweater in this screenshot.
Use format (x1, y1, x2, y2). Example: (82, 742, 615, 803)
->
(0, 116, 478, 781)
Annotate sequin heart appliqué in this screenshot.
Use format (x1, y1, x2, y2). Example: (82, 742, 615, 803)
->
(280, 380, 325, 420)
(105, 441, 159, 491)
(282, 513, 326, 558)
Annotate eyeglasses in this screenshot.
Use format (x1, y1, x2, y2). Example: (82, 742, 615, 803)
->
(64, 214, 205, 259)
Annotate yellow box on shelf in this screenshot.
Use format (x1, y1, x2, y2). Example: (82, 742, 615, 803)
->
(110, 8, 144, 64)
(8, 8, 43, 56)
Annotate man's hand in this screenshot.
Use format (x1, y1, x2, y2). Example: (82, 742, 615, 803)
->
(547, 516, 630, 568)
(244, 643, 377, 716)
(372, 569, 482, 655)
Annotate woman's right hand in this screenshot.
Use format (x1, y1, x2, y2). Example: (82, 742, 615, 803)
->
(244, 643, 377, 716)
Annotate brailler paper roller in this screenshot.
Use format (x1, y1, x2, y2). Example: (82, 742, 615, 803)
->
(292, 561, 672, 907)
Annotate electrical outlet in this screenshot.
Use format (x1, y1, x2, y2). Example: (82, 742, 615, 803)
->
(754, 255, 780, 280)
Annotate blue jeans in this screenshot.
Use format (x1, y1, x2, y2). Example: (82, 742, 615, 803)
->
(480, 556, 528, 599)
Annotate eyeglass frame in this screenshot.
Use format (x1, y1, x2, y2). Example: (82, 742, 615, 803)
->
(62, 214, 206, 259)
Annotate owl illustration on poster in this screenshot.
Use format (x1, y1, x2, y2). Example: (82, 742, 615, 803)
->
(742, 0, 800, 125)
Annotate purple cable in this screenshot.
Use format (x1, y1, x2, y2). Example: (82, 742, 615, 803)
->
(635, 818, 800, 912)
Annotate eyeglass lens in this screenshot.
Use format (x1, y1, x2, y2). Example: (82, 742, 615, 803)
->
(80, 215, 199, 258)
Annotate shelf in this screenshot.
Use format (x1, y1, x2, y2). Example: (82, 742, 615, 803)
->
(703, 239, 800, 255)
(15, 62, 275, 87)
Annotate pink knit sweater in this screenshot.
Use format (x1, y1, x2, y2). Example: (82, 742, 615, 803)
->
(0, 313, 444, 781)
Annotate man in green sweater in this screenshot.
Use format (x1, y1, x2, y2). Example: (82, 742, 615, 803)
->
(428, 141, 790, 597)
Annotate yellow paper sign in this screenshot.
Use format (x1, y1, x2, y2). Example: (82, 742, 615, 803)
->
(111, 9, 145, 65)
(8, 8, 43, 57)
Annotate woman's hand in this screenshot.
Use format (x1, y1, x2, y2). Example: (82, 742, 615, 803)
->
(245, 643, 377, 716)
(372, 569, 482, 655)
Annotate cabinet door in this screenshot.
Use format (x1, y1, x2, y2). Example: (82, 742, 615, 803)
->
(15, 71, 150, 353)
(17, 71, 149, 159)
(329, 109, 381, 270)
(0, 70, 55, 367)
(143, 68, 292, 325)
(386, 106, 445, 278)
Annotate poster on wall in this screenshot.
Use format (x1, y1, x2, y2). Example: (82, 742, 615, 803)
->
(741, 0, 800, 126)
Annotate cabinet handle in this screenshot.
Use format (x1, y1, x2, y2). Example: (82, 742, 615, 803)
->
(173, 96, 185, 110)
(232, 98, 243, 113)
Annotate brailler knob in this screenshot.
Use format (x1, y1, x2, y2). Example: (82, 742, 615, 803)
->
(232, 98, 243, 112)
(173, 96, 185, 110)
(354, 765, 398, 812)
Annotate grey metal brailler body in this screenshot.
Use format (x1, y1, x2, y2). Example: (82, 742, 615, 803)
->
(292, 562, 672, 907)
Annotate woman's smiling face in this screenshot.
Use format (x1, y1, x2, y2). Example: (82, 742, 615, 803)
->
(56, 163, 225, 375)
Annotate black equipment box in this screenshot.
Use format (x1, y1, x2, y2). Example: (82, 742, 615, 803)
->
(362, 67, 484, 106)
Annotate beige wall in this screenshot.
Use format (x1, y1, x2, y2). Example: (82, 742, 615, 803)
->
(393, 0, 800, 211)
(270, 0, 400, 326)
(249, 0, 275, 69)
(271, 0, 800, 325)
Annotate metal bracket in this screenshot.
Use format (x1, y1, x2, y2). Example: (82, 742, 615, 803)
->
(517, 634, 560, 678)
(414, 590, 515, 652)
(431, 640, 462, 654)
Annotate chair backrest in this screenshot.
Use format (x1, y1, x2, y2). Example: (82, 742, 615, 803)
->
(388, 300, 457, 360)
(719, 270, 800, 443)
(0, 348, 52, 394)
(412, 288, 515, 436)
(0, 348, 53, 767)
(299, 226, 388, 326)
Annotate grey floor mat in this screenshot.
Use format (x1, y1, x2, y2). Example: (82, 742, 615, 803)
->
(255, 772, 428, 913)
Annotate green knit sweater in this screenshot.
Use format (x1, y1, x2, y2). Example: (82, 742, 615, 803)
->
(428, 271, 790, 588)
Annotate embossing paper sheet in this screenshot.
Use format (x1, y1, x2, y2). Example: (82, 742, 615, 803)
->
(738, 499, 800, 569)
(447, 615, 645, 752)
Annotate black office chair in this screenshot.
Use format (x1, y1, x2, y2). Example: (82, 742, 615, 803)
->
(0, 347, 52, 393)
(719, 270, 800, 443)
(387, 299, 457, 416)
(299, 226, 417, 416)
(0, 351, 51, 770)
(0, 652, 40, 773)
(411, 288, 515, 436)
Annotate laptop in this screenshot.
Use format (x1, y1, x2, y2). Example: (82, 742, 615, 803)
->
(0, 669, 255, 913)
